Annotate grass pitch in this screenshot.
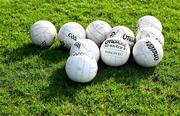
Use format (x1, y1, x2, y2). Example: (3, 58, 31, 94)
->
(0, 0, 180, 115)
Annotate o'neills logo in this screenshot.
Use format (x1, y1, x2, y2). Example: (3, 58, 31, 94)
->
(74, 42, 81, 48)
(146, 41, 159, 61)
(105, 39, 126, 48)
(123, 34, 134, 42)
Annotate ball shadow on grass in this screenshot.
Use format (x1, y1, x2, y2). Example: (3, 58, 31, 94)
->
(93, 54, 156, 87)
(40, 54, 156, 104)
(2, 43, 69, 64)
(40, 66, 90, 103)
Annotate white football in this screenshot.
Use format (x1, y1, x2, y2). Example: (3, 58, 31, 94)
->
(58, 22, 86, 49)
(136, 27, 164, 46)
(30, 20, 57, 46)
(100, 37, 130, 66)
(70, 39, 100, 62)
(136, 15, 162, 32)
(133, 37, 163, 67)
(86, 20, 112, 46)
(107, 26, 135, 48)
(65, 54, 98, 83)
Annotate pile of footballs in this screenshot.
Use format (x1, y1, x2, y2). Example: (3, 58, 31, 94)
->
(30, 15, 164, 83)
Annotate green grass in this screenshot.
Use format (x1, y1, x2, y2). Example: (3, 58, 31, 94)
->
(0, 0, 180, 115)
